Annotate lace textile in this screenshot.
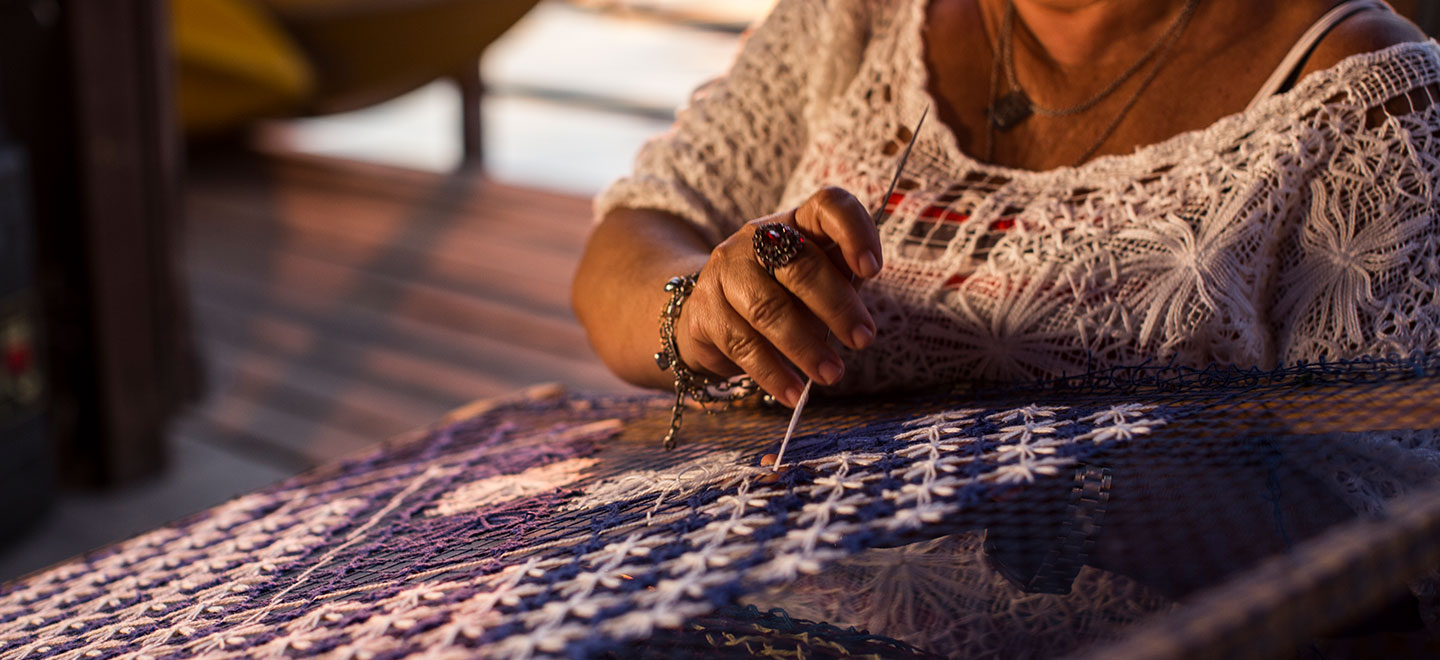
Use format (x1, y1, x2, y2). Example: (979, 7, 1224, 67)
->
(3, 363, 1439, 658)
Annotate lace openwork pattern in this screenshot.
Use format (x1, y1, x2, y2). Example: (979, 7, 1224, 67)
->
(3, 361, 1439, 659)
(596, 0, 1440, 392)
(0, 392, 1178, 658)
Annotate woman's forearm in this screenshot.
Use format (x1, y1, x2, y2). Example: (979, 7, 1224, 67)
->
(572, 207, 713, 389)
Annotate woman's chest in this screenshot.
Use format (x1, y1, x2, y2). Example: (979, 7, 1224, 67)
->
(921, 0, 1324, 170)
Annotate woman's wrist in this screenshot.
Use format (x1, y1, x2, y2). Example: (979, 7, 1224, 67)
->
(572, 207, 712, 389)
(655, 271, 758, 449)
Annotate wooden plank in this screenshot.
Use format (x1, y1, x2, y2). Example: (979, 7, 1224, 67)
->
(189, 152, 598, 255)
(192, 297, 517, 405)
(186, 176, 593, 257)
(204, 339, 454, 439)
(190, 181, 593, 265)
(188, 270, 629, 394)
(184, 195, 578, 320)
(177, 151, 644, 467)
(256, 151, 595, 219)
(193, 392, 376, 469)
(185, 237, 598, 363)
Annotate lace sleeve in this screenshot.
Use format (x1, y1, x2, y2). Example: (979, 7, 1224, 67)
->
(592, 0, 870, 245)
(1272, 83, 1440, 364)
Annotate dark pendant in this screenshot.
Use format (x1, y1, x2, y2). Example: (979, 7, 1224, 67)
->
(989, 91, 1033, 131)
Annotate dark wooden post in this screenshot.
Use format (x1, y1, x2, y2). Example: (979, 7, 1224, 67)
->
(64, 0, 193, 484)
(455, 64, 485, 169)
(0, 0, 194, 487)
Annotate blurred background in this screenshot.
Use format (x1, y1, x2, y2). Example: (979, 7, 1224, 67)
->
(0, 0, 774, 581)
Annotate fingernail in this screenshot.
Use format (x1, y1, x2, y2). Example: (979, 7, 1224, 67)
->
(859, 251, 880, 278)
(851, 324, 875, 350)
(819, 359, 844, 385)
(784, 387, 803, 407)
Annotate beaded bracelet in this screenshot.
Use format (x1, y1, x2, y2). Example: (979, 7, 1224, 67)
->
(655, 272, 757, 449)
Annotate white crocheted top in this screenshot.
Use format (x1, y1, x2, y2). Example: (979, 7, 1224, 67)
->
(597, 0, 1440, 392)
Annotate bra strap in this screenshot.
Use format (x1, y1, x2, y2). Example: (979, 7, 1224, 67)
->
(1245, 0, 1393, 111)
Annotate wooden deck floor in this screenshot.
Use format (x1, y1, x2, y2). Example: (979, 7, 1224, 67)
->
(178, 151, 642, 472)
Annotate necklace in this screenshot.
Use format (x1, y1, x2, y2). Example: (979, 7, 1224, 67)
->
(986, 0, 1201, 164)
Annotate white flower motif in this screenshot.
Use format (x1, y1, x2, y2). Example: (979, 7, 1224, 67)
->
(811, 472, 868, 495)
(1082, 418, 1164, 444)
(1115, 205, 1260, 352)
(929, 265, 1090, 380)
(428, 457, 598, 517)
(599, 601, 711, 639)
(798, 451, 883, 473)
(794, 493, 870, 524)
(750, 549, 843, 582)
(708, 491, 771, 519)
(1081, 403, 1156, 425)
(993, 441, 1058, 464)
(902, 409, 984, 428)
(884, 499, 953, 531)
(991, 419, 1067, 444)
(990, 457, 1074, 484)
(1277, 173, 1434, 357)
(990, 405, 1066, 423)
(900, 459, 942, 483)
(689, 513, 770, 544)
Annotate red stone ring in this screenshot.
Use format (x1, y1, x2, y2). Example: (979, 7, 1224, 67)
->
(752, 222, 806, 276)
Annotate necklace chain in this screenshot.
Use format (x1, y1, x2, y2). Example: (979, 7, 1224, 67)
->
(1000, 0, 1200, 120)
(985, 0, 1201, 165)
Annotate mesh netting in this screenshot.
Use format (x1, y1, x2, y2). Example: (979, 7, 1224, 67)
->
(2, 359, 1439, 659)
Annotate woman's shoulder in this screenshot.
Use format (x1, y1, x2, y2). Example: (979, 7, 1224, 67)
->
(748, 0, 901, 48)
(1298, 7, 1430, 80)
(761, 0, 911, 30)
(763, 0, 904, 19)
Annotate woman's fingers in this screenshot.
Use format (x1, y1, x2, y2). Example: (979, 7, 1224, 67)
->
(677, 293, 807, 406)
(746, 203, 878, 351)
(674, 186, 884, 405)
(766, 232, 878, 351)
(793, 186, 884, 279)
(721, 267, 845, 386)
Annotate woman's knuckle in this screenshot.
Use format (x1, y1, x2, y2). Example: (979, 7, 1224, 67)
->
(783, 263, 826, 299)
(746, 292, 789, 329)
(812, 185, 848, 207)
(722, 327, 763, 364)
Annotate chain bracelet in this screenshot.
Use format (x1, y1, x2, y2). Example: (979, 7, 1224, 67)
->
(655, 272, 757, 449)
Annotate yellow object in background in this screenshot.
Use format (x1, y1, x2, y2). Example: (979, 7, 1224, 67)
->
(173, 0, 315, 135)
(172, 0, 541, 138)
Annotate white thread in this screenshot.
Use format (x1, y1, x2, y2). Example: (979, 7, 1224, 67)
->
(245, 466, 444, 626)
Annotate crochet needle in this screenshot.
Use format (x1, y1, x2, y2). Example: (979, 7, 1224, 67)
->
(773, 105, 928, 471)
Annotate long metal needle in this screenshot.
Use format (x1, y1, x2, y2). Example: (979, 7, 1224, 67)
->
(773, 106, 929, 471)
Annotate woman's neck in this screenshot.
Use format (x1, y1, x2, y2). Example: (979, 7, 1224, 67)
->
(1000, 0, 1198, 72)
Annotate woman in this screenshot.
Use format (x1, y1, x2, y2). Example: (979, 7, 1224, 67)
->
(574, 0, 1440, 653)
(576, 0, 1434, 400)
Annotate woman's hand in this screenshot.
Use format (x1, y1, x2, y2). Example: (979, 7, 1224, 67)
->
(674, 187, 883, 407)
